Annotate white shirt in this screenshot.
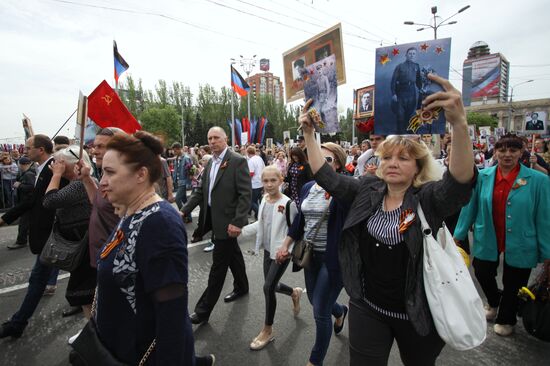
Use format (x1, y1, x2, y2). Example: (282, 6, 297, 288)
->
(208, 147, 228, 206)
(247, 154, 265, 189)
(35, 157, 52, 186)
(355, 149, 374, 176)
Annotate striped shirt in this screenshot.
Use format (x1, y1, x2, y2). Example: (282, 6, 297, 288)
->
(366, 199, 403, 245)
(301, 185, 330, 252)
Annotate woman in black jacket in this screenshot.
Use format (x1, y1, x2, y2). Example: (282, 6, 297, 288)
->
(299, 74, 476, 366)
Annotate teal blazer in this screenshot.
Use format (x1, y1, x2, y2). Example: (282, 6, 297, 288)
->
(454, 164, 550, 268)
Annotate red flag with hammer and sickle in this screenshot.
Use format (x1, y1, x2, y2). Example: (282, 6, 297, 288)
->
(87, 80, 141, 133)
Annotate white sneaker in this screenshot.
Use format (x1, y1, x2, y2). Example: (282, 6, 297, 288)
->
(203, 242, 215, 252)
(67, 329, 82, 345)
(494, 324, 514, 336)
(484, 304, 498, 321)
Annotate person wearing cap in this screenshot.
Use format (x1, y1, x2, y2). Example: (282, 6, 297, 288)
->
(7, 157, 36, 249)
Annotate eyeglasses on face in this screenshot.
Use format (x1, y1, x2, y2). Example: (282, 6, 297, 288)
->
(324, 156, 334, 163)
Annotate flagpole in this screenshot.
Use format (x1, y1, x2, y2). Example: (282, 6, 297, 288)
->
(231, 88, 235, 149)
(52, 109, 78, 139)
(352, 89, 356, 145)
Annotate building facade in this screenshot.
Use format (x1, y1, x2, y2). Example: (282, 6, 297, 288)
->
(246, 72, 284, 103)
(462, 41, 510, 107)
(465, 98, 550, 135)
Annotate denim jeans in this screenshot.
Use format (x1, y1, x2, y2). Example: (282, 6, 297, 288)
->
(1, 179, 15, 208)
(304, 251, 345, 366)
(47, 268, 60, 286)
(250, 187, 263, 219)
(175, 185, 191, 221)
(10, 256, 53, 330)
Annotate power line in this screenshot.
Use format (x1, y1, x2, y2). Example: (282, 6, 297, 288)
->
(49, 0, 266, 47)
(291, 0, 397, 44)
(203, 0, 376, 53)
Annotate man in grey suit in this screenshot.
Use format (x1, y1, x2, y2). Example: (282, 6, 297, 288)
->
(182, 127, 251, 324)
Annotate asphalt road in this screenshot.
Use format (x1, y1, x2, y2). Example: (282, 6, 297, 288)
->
(1, 219, 549, 366)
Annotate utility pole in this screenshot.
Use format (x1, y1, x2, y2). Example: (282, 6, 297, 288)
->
(184, 96, 189, 147)
(508, 80, 534, 132)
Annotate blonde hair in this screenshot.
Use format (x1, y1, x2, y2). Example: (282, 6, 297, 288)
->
(375, 135, 442, 187)
(54, 145, 92, 168)
(261, 165, 283, 180)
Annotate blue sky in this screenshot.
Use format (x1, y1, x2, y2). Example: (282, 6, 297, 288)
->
(1, 0, 548, 141)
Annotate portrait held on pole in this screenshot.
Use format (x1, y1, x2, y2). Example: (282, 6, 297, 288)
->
(524, 111, 547, 132)
(374, 38, 451, 135)
(303, 54, 339, 134)
(356, 85, 375, 118)
(283, 23, 346, 103)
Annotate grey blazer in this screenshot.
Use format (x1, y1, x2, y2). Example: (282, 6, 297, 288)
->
(183, 149, 251, 240)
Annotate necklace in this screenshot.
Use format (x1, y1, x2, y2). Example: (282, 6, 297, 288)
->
(100, 191, 157, 260)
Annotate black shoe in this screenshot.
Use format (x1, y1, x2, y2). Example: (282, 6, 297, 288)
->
(334, 305, 348, 335)
(190, 312, 208, 325)
(62, 306, 83, 318)
(7, 242, 27, 250)
(224, 291, 247, 303)
(196, 354, 216, 366)
(0, 321, 23, 339)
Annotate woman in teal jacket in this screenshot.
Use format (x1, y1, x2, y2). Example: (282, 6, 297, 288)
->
(454, 134, 550, 337)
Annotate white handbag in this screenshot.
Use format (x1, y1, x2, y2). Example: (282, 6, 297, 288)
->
(418, 203, 486, 350)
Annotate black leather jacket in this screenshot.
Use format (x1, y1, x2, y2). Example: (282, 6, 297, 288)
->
(313, 163, 476, 336)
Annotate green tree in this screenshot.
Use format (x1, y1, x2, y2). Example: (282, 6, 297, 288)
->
(466, 112, 498, 128)
(140, 106, 181, 145)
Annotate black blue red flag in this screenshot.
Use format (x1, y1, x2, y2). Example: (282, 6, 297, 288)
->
(231, 66, 250, 97)
(113, 40, 129, 86)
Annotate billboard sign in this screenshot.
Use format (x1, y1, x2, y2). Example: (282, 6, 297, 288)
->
(471, 55, 501, 98)
(260, 58, 270, 72)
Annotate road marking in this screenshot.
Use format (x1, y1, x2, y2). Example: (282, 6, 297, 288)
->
(0, 240, 210, 294)
(0, 273, 71, 295)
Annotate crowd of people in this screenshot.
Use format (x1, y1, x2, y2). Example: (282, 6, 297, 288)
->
(0, 74, 549, 366)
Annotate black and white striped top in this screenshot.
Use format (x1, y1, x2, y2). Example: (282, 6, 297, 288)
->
(366, 199, 403, 245)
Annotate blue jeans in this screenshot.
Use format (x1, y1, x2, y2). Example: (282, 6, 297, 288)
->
(2, 179, 15, 208)
(250, 187, 263, 219)
(47, 268, 60, 286)
(11, 256, 53, 330)
(304, 251, 344, 365)
(175, 185, 191, 221)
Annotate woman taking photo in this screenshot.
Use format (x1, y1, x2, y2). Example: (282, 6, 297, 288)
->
(93, 131, 213, 365)
(297, 74, 476, 365)
(284, 147, 313, 207)
(454, 133, 550, 337)
(43, 146, 95, 318)
(277, 142, 350, 366)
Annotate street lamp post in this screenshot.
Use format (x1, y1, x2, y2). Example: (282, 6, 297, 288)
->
(507, 79, 534, 132)
(404, 5, 470, 39)
(229, 59, 238, 149)
(180, 96, 185, 147)
(239, 55, 257, 128)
